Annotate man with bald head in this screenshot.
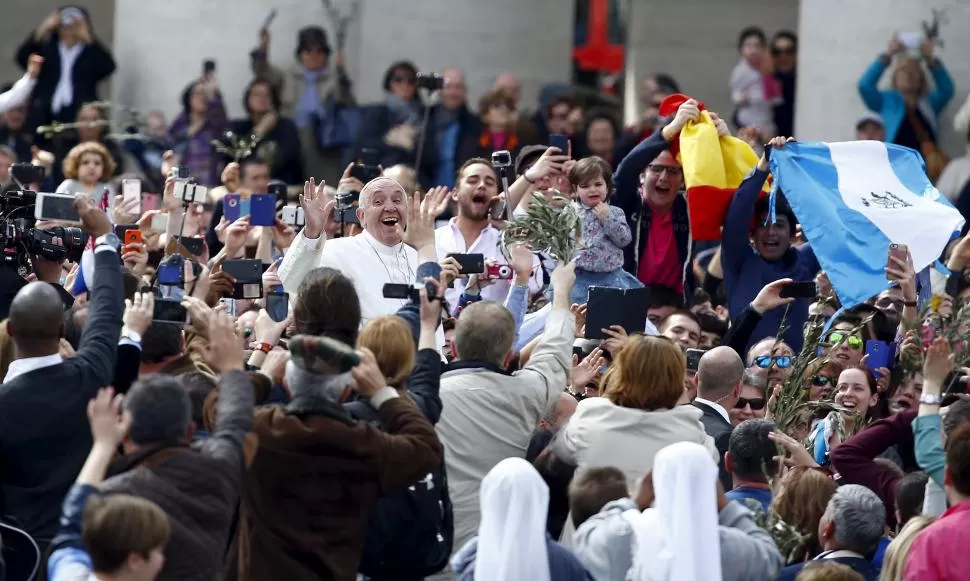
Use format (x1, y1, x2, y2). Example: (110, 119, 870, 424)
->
(494, 73, 522, 109)
(429, 66, 482, 189)
(693, 346, 744, 489)
(436, 262, 577, 557)
(0, 194, 123, 547)
(279, 176, 440, 323)
(612, 97, 731, 305)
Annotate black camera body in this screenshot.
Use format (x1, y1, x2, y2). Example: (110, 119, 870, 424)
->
(0, 190, 87, 273)
(382, 280, 439, 303)
(10, 163, 45, 186)
(416, 72, 444, 91)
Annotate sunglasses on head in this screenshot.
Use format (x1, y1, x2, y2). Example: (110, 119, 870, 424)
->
(811, 375, 833, 387)
(735, 397, 766, 410)
(753, 355, 792, 369)
(825, 331, 862, 349)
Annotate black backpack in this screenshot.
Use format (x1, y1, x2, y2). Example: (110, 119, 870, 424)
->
(345, 400, 454, 580)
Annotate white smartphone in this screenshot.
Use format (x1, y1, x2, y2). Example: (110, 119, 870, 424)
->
(35, 193, 82, 224)
(281, 206, 305, 227)
(172, 181, 207, 204)
(150, 213, 170, 232)
(122, 178, 141, 214)
(219, 297, 237, 317)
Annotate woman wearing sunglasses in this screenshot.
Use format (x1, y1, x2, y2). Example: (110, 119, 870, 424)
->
(820, 321, 867, 368)
(801, 359, 845, 402)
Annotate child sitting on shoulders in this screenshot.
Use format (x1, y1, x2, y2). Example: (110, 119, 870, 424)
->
(569, 156, 642, 305)
(56, 141, 117, 212)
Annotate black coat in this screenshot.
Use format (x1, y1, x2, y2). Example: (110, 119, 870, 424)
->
(0, 250, 123, 545)
(15, 30, 116, 134)
(354, 103, 437, 187)
(231, 116, 305, 186)
(693, 400, 734, 491)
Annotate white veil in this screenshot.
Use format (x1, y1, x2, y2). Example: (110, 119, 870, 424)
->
(474, 457, 552, 581)
(625, 441, 723, 581)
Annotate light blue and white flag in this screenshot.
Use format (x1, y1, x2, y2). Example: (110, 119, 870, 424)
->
(68, 248, 96, 296)
(769, 141, 964, 309)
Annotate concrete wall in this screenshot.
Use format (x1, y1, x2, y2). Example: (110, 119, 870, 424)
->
(111, 0, 575, 123)
(625, 0, 799, 123)
(0, 0, 115, 93)
(796, 0, 969, 155)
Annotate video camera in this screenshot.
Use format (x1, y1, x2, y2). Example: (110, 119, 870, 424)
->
(0, 165, 88, 274)
(382, 280, 440, 303)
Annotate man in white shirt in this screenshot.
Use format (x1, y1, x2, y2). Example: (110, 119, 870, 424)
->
(279, 176, 442, 322)
(435, 158, 541, 313)
(692, 346, 743, 490)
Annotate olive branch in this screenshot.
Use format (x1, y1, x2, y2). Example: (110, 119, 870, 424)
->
(211, 131, 262, 162)
(500, 190, 584, 263)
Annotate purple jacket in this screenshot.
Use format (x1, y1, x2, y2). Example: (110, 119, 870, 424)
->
(168, 93, 228, 187)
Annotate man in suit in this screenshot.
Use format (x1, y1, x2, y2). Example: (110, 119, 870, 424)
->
(0, 194, 121, 547)
(693, 346, 743, 490)
(779, 485, 884, 581)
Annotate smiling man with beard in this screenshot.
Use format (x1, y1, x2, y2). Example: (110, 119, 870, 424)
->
(722, 138, 821, 353)
(435, 158, 541, 313)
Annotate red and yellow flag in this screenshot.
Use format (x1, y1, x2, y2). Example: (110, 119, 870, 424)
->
(659, 94, 767, 241)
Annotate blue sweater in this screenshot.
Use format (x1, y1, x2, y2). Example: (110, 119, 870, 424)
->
(721, 169, 820, 353)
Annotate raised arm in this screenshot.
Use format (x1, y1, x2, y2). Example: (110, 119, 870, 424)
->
(611, 131, 667, 218)
(278, 178, 338, 292)
(721, 140, 775, 276)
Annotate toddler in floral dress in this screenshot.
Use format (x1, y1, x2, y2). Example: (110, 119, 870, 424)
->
(568, 156, 642, 305)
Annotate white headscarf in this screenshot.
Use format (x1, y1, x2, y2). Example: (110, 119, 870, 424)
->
(624, 441, 722, 581)
(474, 458, 551, 581)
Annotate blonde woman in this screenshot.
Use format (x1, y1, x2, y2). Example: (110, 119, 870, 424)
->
(878, 516, 935, 581)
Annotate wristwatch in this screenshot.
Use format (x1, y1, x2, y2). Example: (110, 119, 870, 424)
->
(120, 327, 142, 344)
(95, 232, 120, 248)
(919, 393, 943, 406)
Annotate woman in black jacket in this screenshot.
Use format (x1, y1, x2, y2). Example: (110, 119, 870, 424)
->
(16, 6, 116, 136)
(231, 79, 305, 186)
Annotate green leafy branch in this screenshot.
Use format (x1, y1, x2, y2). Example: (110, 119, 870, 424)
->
(500, 190, 584, 264)
(36, 100, 151, 141)
(211, 131, 261, 162)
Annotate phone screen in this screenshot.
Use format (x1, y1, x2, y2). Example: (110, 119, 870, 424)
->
(36, 193, 81, 223)
(157, 264, 183, 285)
(267, 292, 289, 322)
(122, 179, 141, 204)
(153, 299, 188, 324)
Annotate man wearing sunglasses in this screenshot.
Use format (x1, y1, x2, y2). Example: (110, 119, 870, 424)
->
(746, 336, 795, 389)
(694, 346, 745, 490)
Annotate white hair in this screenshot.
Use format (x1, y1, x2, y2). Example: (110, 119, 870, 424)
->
(358, 176, 408, 210)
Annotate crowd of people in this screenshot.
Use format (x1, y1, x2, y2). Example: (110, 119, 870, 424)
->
(0, 5, 969, 581)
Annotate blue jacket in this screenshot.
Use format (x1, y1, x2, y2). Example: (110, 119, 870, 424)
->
(721, 169, 819, 353)
(47, 484, 98, 581)
(857, 56, 954, 143)
(780, 554, 879, 581)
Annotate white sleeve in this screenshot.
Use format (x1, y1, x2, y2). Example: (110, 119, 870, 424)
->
(0, 73, 36, 115)
(278, 229, 326, 295)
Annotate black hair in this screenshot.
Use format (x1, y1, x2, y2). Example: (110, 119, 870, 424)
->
(382, 61, 419, 93)
(896, 471, 928, 527)
(179, 80, 201, 116)
(141, 322, 183, 364)
(124, 374, 192, 445)
(584, 110, 620, 138)
(295, 26, 331, 58)
(243, 78, 282, 118)
(647, 285, 685, 310)
(728, 419, 776, 482)
(737, 26, 767, 51)
(697, 312, 728, 338)
(178, 371, 217, 429)
(651, 73, 680, 95)
(753, 194, 797, 236)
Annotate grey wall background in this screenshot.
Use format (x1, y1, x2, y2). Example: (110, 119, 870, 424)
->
(796, 0, 969, 156)
(0, 0, 115, 94)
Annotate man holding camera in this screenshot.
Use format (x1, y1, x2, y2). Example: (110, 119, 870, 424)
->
(279, 175, 449, 323)
(0, 194, 122, 547)
(435, 158, 541, 312)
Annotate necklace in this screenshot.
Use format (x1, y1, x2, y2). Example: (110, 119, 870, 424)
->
(364, 236, 413, 285)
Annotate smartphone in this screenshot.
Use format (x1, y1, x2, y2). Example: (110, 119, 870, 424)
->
(153, 298, 188, 325)
(864, 340, 896, 372)
(281, 206, 305, 227)
(779, 281, 817, 299)
(223, 259, 264, 299)
(157, 263, 184, 285)
(685, 348, 705, 373)
(383, 283, 415, 300)
(174, 236, 205, 256)
(219, 297, 236, 318)
(898, 31, 921, 50)
(122, 178, 141, 214)
(549, 134, 570, 156)
(124, 229, 143, 246)
(141, 192, 162, 212)
(150, 213, 169, 232)
(447, 253, 485, 275)
(35, 193, 81, 224)
(887, 243, 908, 277)
(114, 223, 138, 239)
(223, 194, 251, 223)
(250, 193, 276, 226)
(266, 292, 289, 322)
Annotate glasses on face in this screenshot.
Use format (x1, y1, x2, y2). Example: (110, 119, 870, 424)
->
(771, 46, 796, 56)
(875, 297, 904, 312)
(753, 355, 792, 369)
(647, 164, 682, 177)
(735, 397, 766, 410)
(825, 331, 863, 349)
(811, 375, 833, 387)
(392, 75, 416, 85)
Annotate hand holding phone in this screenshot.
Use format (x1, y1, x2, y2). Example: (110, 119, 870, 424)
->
(779, 281, 817, 299)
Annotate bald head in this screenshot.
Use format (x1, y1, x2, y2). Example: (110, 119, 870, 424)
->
(696, 346, 744, 400)
(8, 282, 65, 353)
(494, 73, 521, 106)
(454, 301, 516, 365)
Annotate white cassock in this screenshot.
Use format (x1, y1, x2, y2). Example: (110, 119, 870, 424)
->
(279, 229, 446, 351)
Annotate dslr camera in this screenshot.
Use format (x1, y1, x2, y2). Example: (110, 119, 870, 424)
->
(382, 280, 440, 303)
(416, 72, 444, 91)
(0, 187, 87, 274)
